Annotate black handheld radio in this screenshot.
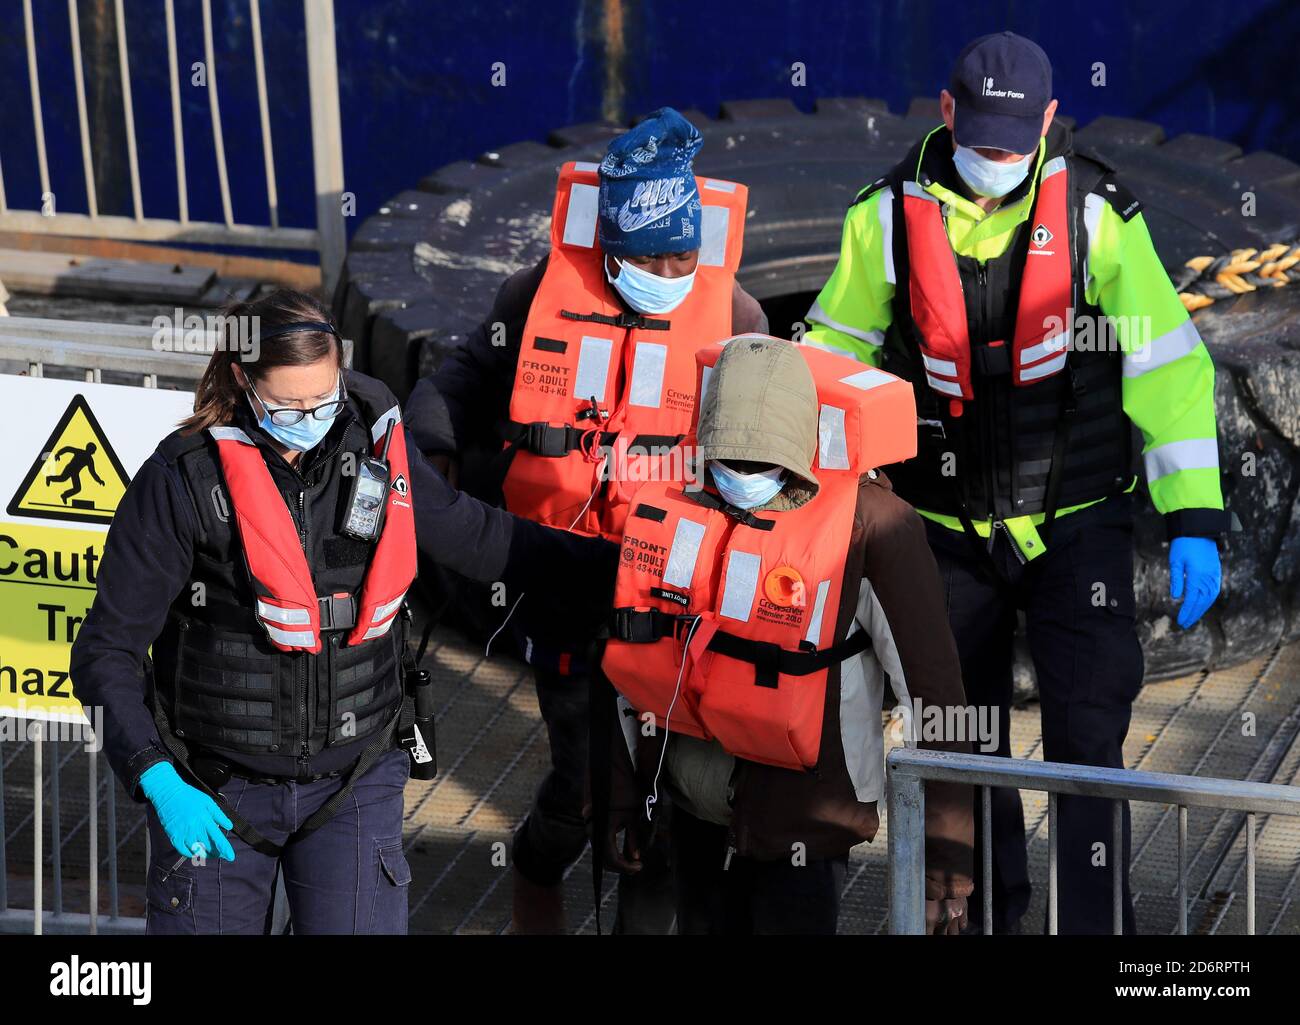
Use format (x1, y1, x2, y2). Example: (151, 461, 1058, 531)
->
(342, 418, 394, 542)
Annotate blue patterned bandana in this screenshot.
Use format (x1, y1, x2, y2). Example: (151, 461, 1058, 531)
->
(598, 107, 703, 257)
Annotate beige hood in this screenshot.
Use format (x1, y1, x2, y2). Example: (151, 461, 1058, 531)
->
(696, 334, 819, 508)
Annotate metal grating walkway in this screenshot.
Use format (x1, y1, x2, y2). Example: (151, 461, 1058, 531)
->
(401, 624, 1300, 935)
(5, 621, 1299, 934)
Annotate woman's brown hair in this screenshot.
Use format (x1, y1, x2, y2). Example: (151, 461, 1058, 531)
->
(179, 288, 343, 435)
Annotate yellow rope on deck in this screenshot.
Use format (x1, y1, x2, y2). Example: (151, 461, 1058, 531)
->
(1178, 243, 1300, 311)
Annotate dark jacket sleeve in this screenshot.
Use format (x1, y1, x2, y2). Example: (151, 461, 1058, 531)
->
(858, 477, 974, 900)
(70, 454, 197, 797)
(406, 257, 548, 457)
(406, 431, 618, 635)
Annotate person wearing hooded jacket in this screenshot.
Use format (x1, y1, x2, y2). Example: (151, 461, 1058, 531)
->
(406, 109, 766, 933)
(70, 289, 613, 935)
(599, 335, 974, 935)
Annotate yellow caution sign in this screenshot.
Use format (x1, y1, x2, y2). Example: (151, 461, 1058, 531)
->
(6, 394, 131, 525)
(0, 375, 193, 724)
(0, 521, 102, 722)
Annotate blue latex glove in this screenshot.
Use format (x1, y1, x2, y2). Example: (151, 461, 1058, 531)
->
(139, 762, 236, 862)
(1169, 536, 1221, 630)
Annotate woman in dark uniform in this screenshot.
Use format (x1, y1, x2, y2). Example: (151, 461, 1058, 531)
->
(71, 289, 609, 934)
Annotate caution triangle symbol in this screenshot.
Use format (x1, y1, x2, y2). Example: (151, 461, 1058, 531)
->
(6, 394, 132, 525)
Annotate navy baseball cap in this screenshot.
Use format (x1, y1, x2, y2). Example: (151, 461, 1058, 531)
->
(950, 31, 1053, 154)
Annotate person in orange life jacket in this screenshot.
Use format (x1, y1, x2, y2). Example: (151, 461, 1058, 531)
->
(805, 33, 1228, 933)
(599, 336, 974, 935)
(69, 289, 615, 935)
(404, 109, 765, 933)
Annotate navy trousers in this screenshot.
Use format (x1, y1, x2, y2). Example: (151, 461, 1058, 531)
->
(925, 494, 1143, 935)
(145, 748, 411, 935)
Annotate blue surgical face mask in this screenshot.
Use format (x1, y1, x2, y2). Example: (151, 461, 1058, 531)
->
(248, 383, 340, 453)
(952, 145, 1033, 199)
(710, 461, 786, 510)
(606, 256, 696, 314)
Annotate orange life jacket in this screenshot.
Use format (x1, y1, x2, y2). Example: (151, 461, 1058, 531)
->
(600, 340, 917, 770)
(209, 408, 416, 653)
(501, 161, 747, 541)
(901, 156, 1074, 415)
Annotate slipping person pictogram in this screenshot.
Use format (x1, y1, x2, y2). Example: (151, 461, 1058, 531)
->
(46, 441, 107, 505)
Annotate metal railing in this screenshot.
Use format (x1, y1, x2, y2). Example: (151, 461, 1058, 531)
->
(0, 315, 352, 387)
(887, 748, 1300, 935)
(2, 0, 347, 295)
(1, 724, 147, 935)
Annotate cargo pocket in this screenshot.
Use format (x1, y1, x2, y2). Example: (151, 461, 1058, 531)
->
(1071, 527, 1145, 708)
(145, 862, 196, 934)
(368, 838, 411, 935)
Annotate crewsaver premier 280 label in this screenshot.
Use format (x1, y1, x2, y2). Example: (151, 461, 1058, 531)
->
(0, 374, 193, 723)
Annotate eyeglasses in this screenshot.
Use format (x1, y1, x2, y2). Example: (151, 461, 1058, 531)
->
(247, 372, 348, 426)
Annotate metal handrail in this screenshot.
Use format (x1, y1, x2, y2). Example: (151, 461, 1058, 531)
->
(0, 0, 346, 294)
(886, 747, 1300, 935)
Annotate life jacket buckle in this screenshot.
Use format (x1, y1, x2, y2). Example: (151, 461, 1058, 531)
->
(917, 417, 947, 441)
(318, 592, 357, 631)
(615, 311, 670, 331)
(524, 422, 572, 458)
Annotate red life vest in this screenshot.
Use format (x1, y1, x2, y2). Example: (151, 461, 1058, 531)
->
(600, 340, 917, 770)
(501, 161, 747, 541)
(209, 407, 416, 653)
(901, 156, 1074, 414)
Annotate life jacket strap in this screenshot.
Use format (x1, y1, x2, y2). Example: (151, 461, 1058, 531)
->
(505, 420, 683, 459)
(559, 308, 671, 331)
(685, 487, 778, 531)
(610, 608, 873, 688)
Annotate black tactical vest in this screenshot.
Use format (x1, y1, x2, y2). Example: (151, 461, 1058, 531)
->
(875, 131, 1135, 525)
(149, 372, 406, 773)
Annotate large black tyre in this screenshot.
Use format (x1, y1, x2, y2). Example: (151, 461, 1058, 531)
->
(337, 97, 1300, 684)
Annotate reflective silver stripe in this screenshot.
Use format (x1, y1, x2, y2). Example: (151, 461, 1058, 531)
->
(699, 204, 730, 267)
(719, 550, 761, 622)
(372, 591, 406, 624)
(818, 404, 850, 471)
(1041, 156, 1068, 181)
(573, 161, 599, 173)
(700, 365, 715, 405)
(362, 621, 393, 641)
(562, 181, 600, 248)
(802, 336, 861, 358)
(371, 404, 402, 444)
(902, 180, 938, 203)
(1083, 192, 1105, 288)
(209, 426, 253, 445)
(926, 373, 963, 397)
(806, 298, 885, 348)
(572, 335, 613, 401)
(265, 623, 317, 648)
(921, 352, 958, 377)
(257, 599, 311, 626)
(703, 179, 737, 192)
(663, 518, 707, 590)
(878, 185, 896, 285)
(1019, 330, 1070, 366)
(628, 341, 668, 408)
(1020, 350, 1068, 381)
(839, 367, 892, 390)
(804, 579, 831, 646)
(1144, 438, 1220, 482)
(1123, 319, 1201, 378)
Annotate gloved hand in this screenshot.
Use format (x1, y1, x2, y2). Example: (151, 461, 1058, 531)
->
(139, 762, 236, 862)
(1169, 536, 1222, 629)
